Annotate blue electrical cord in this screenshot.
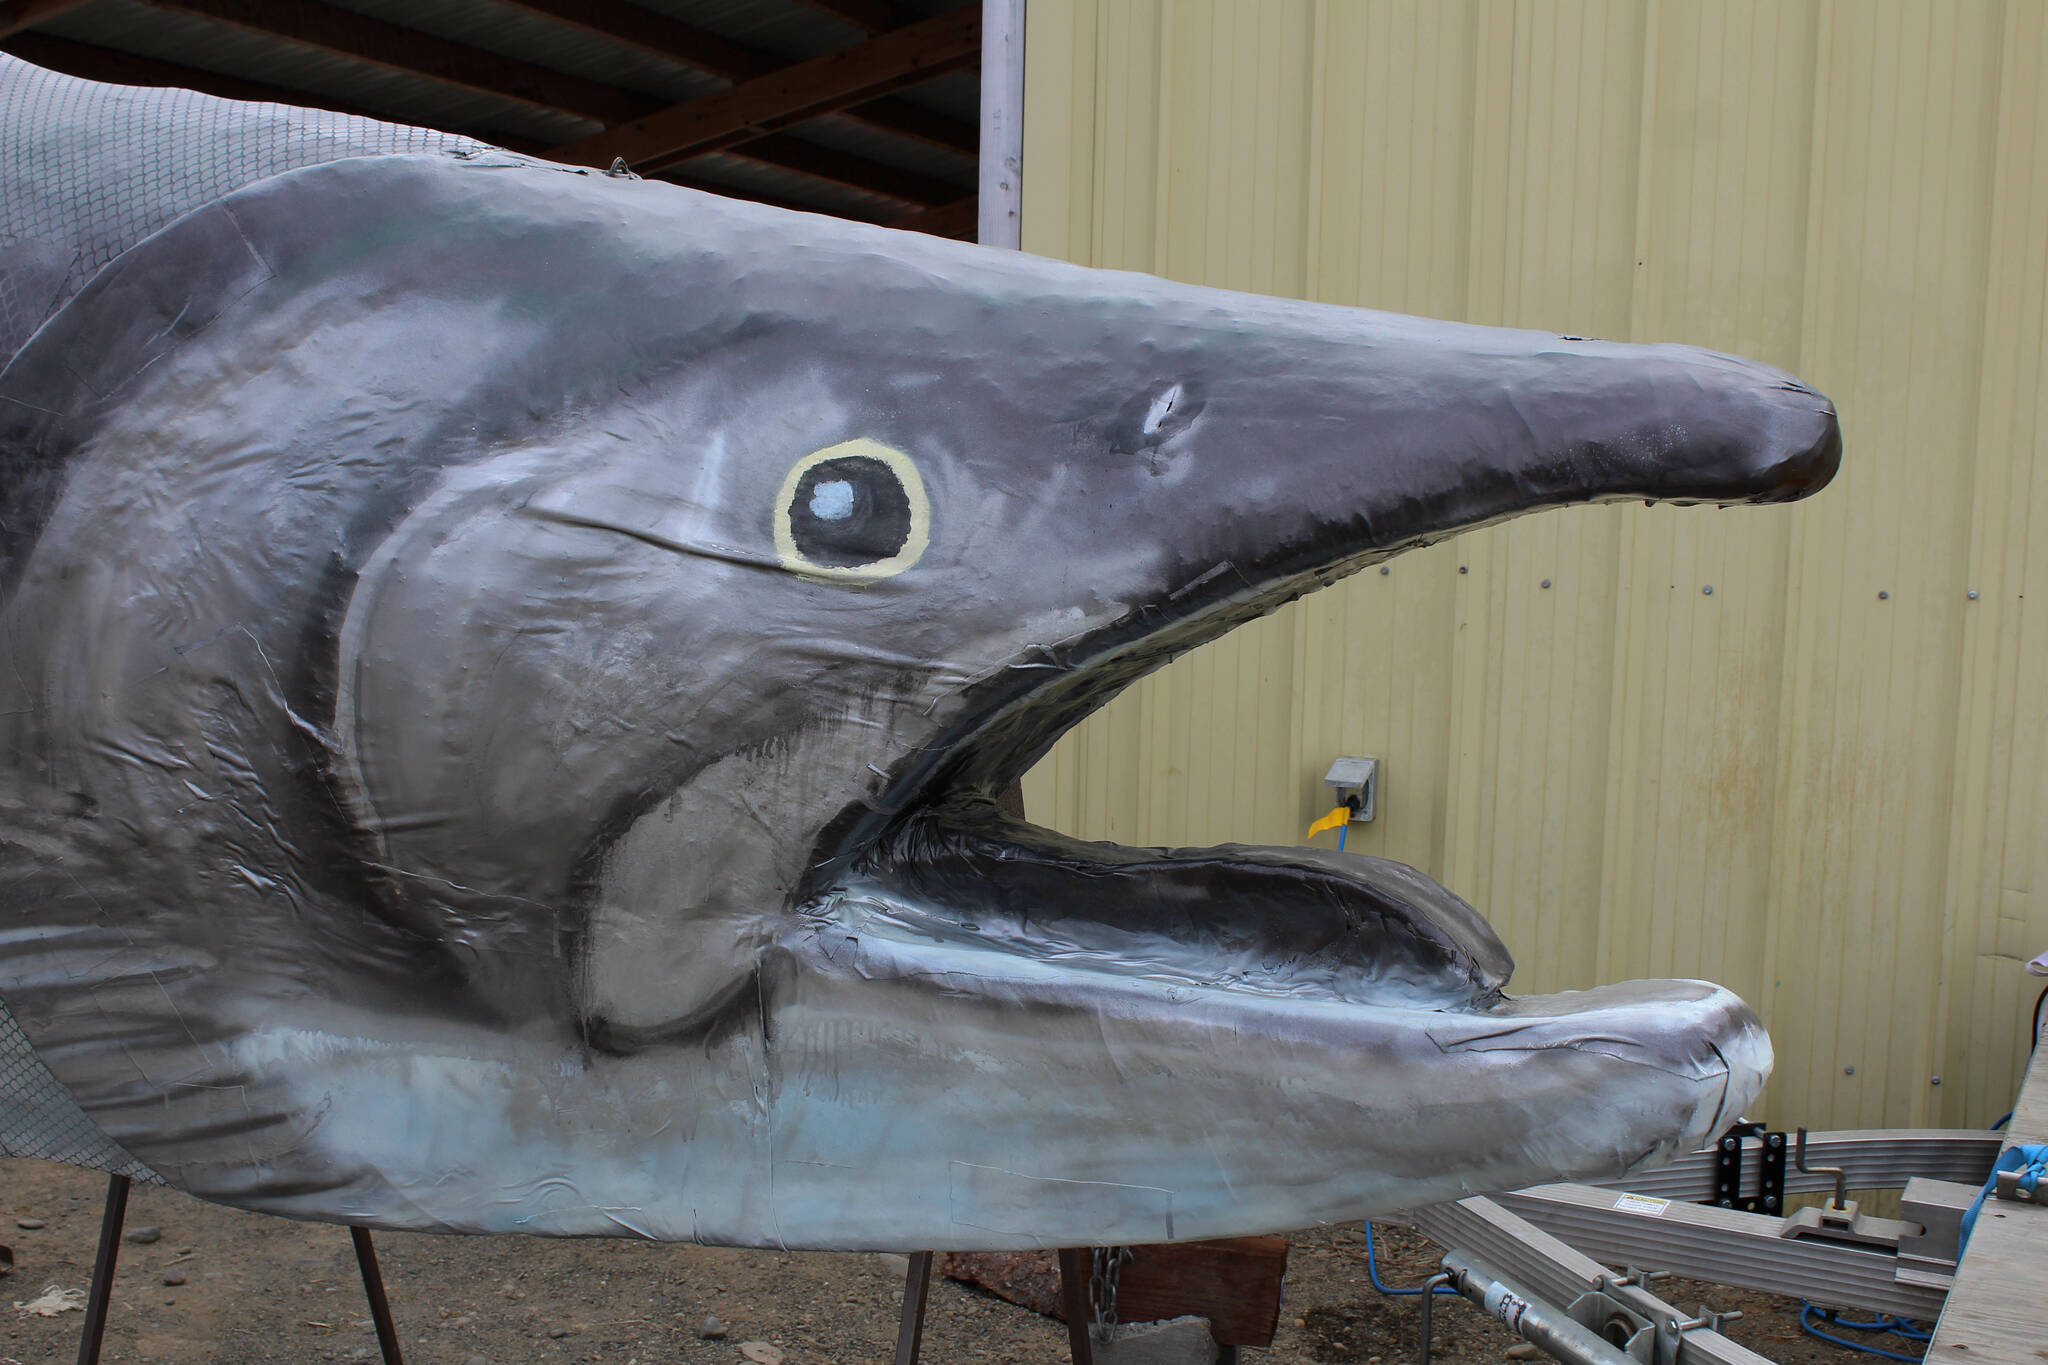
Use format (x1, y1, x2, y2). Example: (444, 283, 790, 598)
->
(1990, 1110, 2012, 1130)
(1361, 1221, 1454, 1296)
(1336, 822, 1346, 852)
(1796, 1303, 1928, 1361)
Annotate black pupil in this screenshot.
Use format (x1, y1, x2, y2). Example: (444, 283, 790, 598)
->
(790, 456, 912, 568)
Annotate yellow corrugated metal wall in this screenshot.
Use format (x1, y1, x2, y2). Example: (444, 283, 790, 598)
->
(1017, 0, 2048, 1132)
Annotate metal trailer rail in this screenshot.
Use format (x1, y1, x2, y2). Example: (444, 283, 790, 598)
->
(1408, 1195, 1770, 1365)
(1570, 1129, 2000, 1201)
(1404, 1124, 2011, 1365)
(1487, 1181, 1951, 1319)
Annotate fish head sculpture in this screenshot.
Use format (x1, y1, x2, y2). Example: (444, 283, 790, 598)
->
(0, 59, 1836, 1247)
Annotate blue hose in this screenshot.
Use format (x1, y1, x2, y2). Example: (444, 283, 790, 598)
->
(1797, 1303, 1927, 1361)
(1362, 1221, 1454, 1296)
(1337, 822, 1347, 852)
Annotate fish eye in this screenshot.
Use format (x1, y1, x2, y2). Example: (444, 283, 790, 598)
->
(773, 439, 930, 582)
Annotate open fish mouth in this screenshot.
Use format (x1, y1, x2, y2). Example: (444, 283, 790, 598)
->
(758, 705, 1776, 1249)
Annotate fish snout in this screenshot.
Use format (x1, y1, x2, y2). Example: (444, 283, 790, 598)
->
(1624, 345, 1842, 506)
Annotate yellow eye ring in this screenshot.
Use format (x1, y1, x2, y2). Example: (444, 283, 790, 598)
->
(773, 439, 930, 583)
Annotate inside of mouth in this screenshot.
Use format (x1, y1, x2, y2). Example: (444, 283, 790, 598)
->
(848, 798, 1513, 1010)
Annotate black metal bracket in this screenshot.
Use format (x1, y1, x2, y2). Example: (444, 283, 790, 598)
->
(1703, 1120, 1787, 1213)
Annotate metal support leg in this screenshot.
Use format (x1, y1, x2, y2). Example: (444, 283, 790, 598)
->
(75, 1173, 130, 1365)
(349, 1225, 405, 1365)
(892, 1251, 934, 1365)
(1416, 1271, 1452, 1365)
(1056, 1248, 1096, 1365)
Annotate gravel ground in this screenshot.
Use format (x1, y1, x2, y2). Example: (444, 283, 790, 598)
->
(2, 1158, 1912, 1364)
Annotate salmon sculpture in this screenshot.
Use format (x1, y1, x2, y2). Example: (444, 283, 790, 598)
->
(0, 54, 1837, 1249)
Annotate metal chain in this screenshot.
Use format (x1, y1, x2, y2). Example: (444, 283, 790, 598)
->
(1089, 1246, 1134, 1344)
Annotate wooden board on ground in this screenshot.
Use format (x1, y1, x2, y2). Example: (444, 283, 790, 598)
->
(1925, 1017, 2048, 1364)
(941, 1235, 1289, 1347)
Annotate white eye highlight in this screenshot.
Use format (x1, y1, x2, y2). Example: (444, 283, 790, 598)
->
(809, 479, 856, 521)
(774, 439, 930, 583)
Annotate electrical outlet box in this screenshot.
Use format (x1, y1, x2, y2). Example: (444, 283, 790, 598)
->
(1323, 756, 1378, 823)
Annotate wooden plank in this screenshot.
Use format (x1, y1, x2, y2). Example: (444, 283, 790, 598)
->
(494, 0, 978, 157)
(942, 1236, 1288, 1347)
(1107, 1236, 1288, 1348)
(550, 8, 981, 170)
(0, 0, 91, 40)
(134, 0, 641, 126)
(1926, 1020, 2048, 1362)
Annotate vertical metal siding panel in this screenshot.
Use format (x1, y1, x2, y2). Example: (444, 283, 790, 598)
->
(1766, 0, 2002, 1130)
(1939, 0, 2048, 1129)
(1078, 0, 1320, 851)
(1444, 6, 1520, 907)
(1020, 0, 2037, 1132)
(1445, 0, 1646, 994)
(1018, 0, 1097, 829)
(1594, 0, 1818, 1041)
(1290, 0, 1480, 878)
(1017, 0, 1099, 264)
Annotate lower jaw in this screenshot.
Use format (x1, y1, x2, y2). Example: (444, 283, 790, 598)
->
(181, 918, 1766, 1248)
(758, 922, 1767, 1248)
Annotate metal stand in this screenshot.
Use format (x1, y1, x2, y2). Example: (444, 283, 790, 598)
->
(1415, 1271, 1453, 1365)
(75, 1173, 129, 1365)
(1056, 1247, 1098, 1365)
(892, 1251, 933, 1365)
(890, 1247, 1101, 1364)
(69, 1175, 403, 1365)
(350, 1225, 405, 1365)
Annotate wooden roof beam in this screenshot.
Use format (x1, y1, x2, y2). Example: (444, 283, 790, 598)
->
(551, 7, 980, 172)
(492, 0, 978, 158)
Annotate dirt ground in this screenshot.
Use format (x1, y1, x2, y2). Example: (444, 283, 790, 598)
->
(2, 1158, 1911, 1365)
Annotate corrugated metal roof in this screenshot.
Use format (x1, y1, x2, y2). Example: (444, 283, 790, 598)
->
(636, 0, 860, 60)
(324, 0, 730, 105)
(40, 0, 601, 143)
(6, 0, 982, 232)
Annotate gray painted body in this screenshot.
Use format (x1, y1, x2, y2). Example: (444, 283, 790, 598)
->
(0, 56, 1833, 1248)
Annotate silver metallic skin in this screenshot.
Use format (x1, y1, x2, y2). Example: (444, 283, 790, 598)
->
(0, 57, 1833, 1248)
